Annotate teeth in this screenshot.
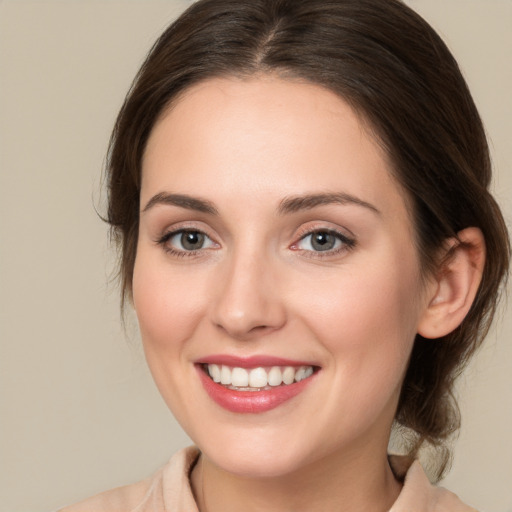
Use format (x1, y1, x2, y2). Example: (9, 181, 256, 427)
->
(249, 367, 268, 387)
(295, 367, 306, 382)
(268, 366, 282, 386)
(282, 366, 295, 385)
(220, 365, 231, 385)
(207, 364, 314, 389)
(231, 367, 249, 387)
(209, 364, 221, 383)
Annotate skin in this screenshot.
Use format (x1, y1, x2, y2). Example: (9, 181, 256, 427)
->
(133, 75, 441, 512)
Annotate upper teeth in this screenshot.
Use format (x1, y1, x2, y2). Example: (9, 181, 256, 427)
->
(207, 364, 314, 388)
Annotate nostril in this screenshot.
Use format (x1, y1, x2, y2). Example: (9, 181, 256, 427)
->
(214, 321, 280, 341)
(250, 324, 271, 332)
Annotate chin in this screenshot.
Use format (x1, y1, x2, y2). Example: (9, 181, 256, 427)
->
(192, 425, 321, 479)
(206, 446, 308, 478)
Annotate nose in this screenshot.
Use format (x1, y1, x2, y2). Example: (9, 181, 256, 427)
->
(210, 249, 287, 341)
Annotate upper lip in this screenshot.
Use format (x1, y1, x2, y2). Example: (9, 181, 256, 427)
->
(195, 354, 318, 368)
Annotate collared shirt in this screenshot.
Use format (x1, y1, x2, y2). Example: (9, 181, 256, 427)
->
(58, 446, 477, 512)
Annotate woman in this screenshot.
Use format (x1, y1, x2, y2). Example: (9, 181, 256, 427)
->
(60, 0, 510, 510)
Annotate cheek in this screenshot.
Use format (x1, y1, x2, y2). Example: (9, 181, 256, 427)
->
(305, 264, 419, 337)
(132, 251, 208, 355)
(131, 251, 212, 426)
(305, 269, 422, 437)
(296, 257, 422, 387)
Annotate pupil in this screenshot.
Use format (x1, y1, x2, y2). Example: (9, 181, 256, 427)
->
(181, 231, 204, 250)
(312, 231, 335, 251)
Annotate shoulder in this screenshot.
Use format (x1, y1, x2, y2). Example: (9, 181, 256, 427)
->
(58, 474, 158, 512)
(389, 457, 478, 512)
(57, 477, 154, 512)
(57, 446, 200, 512)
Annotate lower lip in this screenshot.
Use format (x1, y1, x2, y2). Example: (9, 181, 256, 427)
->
(196, 366, 316, 413)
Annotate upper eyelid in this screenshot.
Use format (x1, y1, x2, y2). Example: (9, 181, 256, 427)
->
(160, 226, 214, 241)
(154, 221, 356, 248)
(155, 225, 215, 247)
(293, 222, 356, 241)
(295, 230, 354, 245)
(290, 226, 357, 253)
(158, 221, 215, 238)
(298, 227, 350, 237)
(157, 228, 219, 256)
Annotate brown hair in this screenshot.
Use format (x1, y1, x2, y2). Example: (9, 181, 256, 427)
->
(106, 0, 510, 479)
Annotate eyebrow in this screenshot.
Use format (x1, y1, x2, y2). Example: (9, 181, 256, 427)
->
(142, 192, 218, 215)
(278, 192, 380, 216)
(141, 191, 380, 216)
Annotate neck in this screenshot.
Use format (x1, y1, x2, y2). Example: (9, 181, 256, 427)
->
(191, 444, 402, 512)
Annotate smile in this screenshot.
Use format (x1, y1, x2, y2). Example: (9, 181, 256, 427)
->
(205, 364, 314, 390)
(196, 357, 319, 413)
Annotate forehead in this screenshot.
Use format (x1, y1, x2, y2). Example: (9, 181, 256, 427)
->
(141, 76, 410, 223)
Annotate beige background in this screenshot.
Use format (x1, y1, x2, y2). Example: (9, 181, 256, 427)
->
(0, 1, 510, 511)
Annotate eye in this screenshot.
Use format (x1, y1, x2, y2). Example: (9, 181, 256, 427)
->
(159, 229, 217, 254)
(294, 229, 355, 253)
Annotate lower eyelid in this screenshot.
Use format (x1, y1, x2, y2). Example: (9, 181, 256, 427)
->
(293, 229, 355, 249)
(158, 228, 220, 255)
(156, 226, 354, 256)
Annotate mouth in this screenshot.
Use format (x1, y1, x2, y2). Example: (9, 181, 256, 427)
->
(195, 357, 319, 413)
(203, 363, 315, 391)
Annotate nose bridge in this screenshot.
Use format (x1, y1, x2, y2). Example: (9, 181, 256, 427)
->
(211, 242, 286, 340)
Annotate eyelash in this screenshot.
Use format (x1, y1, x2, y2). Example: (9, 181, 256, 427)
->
(291, 228, 356, 258)
(156, 228, 217, 258)
(156, 227, 356, 259)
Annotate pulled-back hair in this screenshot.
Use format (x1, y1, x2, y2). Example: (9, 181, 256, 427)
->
(106, 0, 510, 480)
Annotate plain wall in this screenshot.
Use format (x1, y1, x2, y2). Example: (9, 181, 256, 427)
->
(0, 1, 510, 511)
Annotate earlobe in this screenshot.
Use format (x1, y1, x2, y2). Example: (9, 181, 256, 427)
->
(417, 227, 486, 339)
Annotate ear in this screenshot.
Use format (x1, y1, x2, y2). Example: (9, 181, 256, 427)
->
(417, 227, 486, 339)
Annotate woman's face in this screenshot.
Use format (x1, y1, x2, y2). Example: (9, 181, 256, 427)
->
(134, 76, 432, 477)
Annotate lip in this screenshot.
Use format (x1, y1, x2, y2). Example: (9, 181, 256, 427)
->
(195, 357, 318, 414)
(195, 354, 316, 368)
